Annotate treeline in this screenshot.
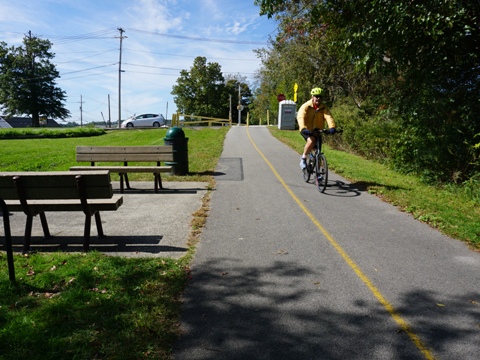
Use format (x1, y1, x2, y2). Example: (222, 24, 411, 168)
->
(252, 0, 479, 187)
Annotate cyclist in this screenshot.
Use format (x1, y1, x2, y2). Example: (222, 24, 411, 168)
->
(297, 87, 336, 170)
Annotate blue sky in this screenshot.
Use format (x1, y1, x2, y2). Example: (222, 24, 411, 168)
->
(0, 0, 277, 125)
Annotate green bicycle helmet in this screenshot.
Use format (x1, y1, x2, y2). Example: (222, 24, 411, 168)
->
(310, 87, 324, 96)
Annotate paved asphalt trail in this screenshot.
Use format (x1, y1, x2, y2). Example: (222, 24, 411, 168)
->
(174, 126, 479, 360)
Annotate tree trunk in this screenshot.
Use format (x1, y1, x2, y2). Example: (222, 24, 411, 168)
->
(32, 112, 40, 127)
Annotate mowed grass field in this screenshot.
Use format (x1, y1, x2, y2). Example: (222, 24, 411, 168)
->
(0, 127, 226, 360)
(0, 127, 228, 182)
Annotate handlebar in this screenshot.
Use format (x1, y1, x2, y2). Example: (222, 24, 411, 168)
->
(312, 128, 343, 135)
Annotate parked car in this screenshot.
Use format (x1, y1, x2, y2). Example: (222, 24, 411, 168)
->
(121, 113, 166, 128)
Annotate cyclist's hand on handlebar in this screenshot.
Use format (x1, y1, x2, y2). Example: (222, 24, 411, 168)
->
(301, 128, 313, 137)
(328, 128, 336, 134)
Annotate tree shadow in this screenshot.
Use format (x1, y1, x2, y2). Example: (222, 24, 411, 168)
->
(0, 235, 187, 254)
(174, 258, 479, 359)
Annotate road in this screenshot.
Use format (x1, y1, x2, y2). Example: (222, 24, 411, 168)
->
(174, 125, 479, 360)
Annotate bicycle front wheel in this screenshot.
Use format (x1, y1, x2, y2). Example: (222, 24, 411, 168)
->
(303, 156, 314, 182)
(315, 153, 328, 193)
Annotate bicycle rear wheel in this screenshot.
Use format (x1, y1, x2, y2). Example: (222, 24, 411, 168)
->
(315, 153, 328, 193)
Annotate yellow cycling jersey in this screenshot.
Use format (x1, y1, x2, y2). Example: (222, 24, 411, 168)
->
(297, 99, 336, 132)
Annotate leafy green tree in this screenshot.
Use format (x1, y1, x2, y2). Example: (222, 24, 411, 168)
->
(171, 56, 229, 119)
(0, 32, 70, 127)
(171, 57, 253, 123)
(255, 0, 480, 182)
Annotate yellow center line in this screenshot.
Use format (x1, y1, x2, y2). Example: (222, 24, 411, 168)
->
(246, 126, 436, 360)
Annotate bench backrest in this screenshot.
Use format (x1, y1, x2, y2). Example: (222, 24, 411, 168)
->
(0, 171, 114, 200)
(76, 146, 173, 163)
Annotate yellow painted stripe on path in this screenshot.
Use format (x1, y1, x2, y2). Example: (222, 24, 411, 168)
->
(246, 126, 436, 360)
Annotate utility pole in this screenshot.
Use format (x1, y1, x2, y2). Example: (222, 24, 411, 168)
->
(108, 94, 111, 128)
(79, 95, 84, 127)
(116, 28, 126, 128)
(237, 84, 242, 125)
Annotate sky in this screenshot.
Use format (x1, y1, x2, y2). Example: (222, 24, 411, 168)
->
(0, 0, 278, 125)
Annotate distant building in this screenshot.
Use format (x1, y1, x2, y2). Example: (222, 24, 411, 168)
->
(0, 116, 61, 128)
(0, 116, 12, 128)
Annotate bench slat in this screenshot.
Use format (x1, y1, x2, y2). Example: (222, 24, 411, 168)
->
(69, 166, 172, 173)
(4, 195, 123, 212)
(0, 172, 112, 186)
(76, 154, 173, 162)
(0, 171, 114, 200)
(76, 146, 173, 154)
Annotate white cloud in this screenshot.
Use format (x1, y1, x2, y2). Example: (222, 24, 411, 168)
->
(130, 0, 183, 32)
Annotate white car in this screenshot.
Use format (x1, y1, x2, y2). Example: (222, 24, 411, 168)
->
(121, 113, 165, 128)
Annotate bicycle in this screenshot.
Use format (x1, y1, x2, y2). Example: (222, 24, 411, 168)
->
(302, 128, 342, 193)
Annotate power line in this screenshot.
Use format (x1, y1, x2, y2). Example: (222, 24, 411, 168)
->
(127, 28, 268, 45)
(61, 63, 117, 76)
(123, 48, 260, 62)
(55, 49, 118, 64)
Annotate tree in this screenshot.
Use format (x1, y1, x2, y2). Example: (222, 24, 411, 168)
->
(0, 32, 70, 127)
(171, 56, 229, 119)
(255, 0, 480, 182)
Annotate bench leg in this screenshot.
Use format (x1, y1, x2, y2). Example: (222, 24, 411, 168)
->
(124, 173, 131, 189)
(154, 174, 159, 193)
(83, 212, 105, 252)
(39, 212, 51, 239)
(1, 199, 15, 282)
(119, 173, 125, 193)
(23, 215, 33, 254)
(155, 173, 163, 191)
(83, 214, 91, 252)
(94, 212, 105, 238)
(21, 211, 50, 254)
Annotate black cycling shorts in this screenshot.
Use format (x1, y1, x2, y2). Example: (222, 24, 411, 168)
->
(301, 131, 318, 142)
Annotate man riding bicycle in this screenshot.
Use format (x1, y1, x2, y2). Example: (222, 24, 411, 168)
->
(297, 87, 336, 170)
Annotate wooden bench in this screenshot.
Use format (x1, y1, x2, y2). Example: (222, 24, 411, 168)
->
(1, 197, 15, 281)
(70, 146, 174, 193)
(0, 171, 123, 253)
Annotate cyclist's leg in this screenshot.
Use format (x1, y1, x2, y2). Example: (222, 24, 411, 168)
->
(300, 133, 316, 169)
(303, 136, 316, 157)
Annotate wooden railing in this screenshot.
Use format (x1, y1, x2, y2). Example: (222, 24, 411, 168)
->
(171, 113, 232, 127)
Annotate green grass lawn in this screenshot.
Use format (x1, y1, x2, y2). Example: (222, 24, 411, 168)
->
(0, 127, 224, 360)
(0, 126, 479, 359)
(0, 127, 227, 182)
